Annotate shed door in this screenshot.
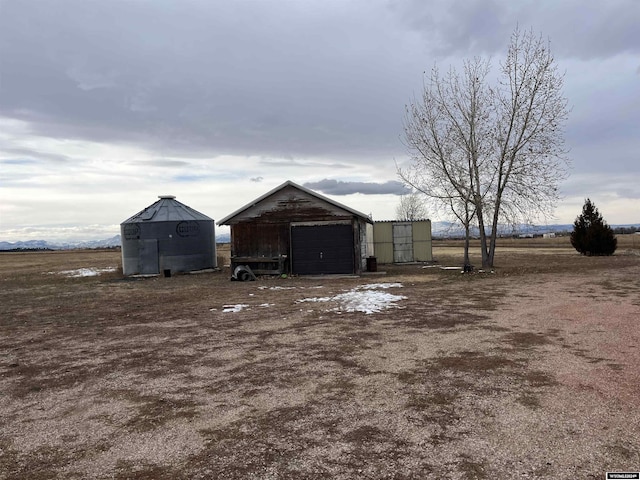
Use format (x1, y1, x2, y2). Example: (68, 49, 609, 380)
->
(139, 239, 159, 274)
(393, 223, 413, 263)
(291, 224, 354, 275)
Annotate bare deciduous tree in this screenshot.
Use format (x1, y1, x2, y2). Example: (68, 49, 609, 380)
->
(395, 191, 428, 222)
(399, 27, 569, 268)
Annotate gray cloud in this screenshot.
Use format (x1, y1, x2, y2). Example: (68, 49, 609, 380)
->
(303, 179, 411, 196)
(258, 158, 352, 169)
(0, 0, 639, 238)
(561, 173, 640, 200)
(2, 0, 639, 167)
(0, 158, 38, 166)
(390, 0, 640, 59)
(0, 148, 72, 164)
(129, 159, 191, 168)
(0, 0, 417, 162)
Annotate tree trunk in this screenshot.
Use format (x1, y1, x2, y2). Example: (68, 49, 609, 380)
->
(463, 224, 471, 269)
(486, 195, 503, 268)
(476, 204, 491, 268)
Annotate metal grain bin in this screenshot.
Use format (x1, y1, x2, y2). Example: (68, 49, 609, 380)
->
(120, 196, 216, 276)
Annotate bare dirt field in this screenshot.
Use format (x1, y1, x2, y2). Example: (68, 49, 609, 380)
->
(1, 240, 639, 479)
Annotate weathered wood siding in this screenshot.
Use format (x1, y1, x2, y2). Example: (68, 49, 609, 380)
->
(227, 185, 354, 224)
(226, 184, 369, 274)
(230, 222, 289, 258)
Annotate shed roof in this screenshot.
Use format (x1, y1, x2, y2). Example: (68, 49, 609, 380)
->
(121, 196, 213, 224)
(218, 180, 373, 225)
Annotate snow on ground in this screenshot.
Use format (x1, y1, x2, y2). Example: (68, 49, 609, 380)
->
(51, 267, 118, 277)
(421, 265, 464, 271)
(221, 304, 250, 313)
(218, 303, 274, 313)
(356, 282, 403, 290)
(258, 286, 324, 291)
(215, 283, 406, 315)
(297, 283, 406, 315)
(258, 286, 297, 291)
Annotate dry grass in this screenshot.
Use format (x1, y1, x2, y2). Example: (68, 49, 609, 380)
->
(434, 233, 640, 250)
(1, 246, 640, 479)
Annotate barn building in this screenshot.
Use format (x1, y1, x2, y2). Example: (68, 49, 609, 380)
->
(121, 196, 216, 276)
(218, 181, 373, 275)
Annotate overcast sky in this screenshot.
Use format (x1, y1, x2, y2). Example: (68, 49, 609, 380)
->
(1, 0, 639, 242)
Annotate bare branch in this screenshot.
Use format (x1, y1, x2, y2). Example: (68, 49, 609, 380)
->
(398, 27, 570, 268)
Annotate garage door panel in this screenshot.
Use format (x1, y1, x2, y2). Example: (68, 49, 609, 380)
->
(291, 225, 354, 275)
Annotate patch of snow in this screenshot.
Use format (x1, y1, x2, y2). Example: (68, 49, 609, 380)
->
(54, 267, 118, 277)
(258, 286, 324, 291)
(222, 304, 249, 313)
(357, 282, 402, 290)
(297, 285, 407, 315)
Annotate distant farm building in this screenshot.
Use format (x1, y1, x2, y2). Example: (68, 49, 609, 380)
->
(372, 221, 432, 264)
(218, 181, 373, 275)
(121, 196, 216, 276)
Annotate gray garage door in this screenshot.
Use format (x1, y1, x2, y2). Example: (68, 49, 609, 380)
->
(291, 224, 354, 275)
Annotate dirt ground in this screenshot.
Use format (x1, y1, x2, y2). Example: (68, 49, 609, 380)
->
(1, 243, 639, 479)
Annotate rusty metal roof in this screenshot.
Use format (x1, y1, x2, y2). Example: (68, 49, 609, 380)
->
(121, 196, 213, 223)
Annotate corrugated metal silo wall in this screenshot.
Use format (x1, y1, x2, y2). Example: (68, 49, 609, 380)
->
(412, 220, 433, 261)
(121, 223, 144, 275)
(372, 223, 394, 264)
(121, 220, 216, 275)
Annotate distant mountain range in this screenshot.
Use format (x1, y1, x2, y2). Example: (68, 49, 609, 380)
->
(1, 224, 637, 251)
(430, 222, 639, 238)
(0, 233, 232, 251)
(0, 235, 123, 251)
(429, 222, 577, 238)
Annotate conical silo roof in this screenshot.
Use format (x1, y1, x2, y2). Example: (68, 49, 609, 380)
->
(121, 196, 213, 223)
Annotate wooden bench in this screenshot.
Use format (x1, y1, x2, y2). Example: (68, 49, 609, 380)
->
(230, 256, 287, 275)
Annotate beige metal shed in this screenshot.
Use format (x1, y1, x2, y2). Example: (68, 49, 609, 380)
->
(372, 220, 432, 264)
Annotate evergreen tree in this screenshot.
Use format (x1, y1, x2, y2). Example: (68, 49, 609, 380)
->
(570, 199, 617, 256)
